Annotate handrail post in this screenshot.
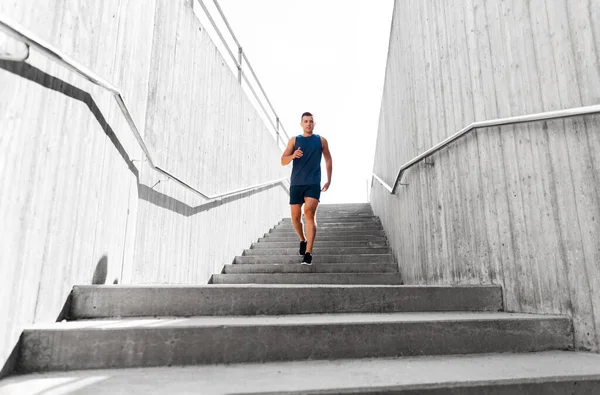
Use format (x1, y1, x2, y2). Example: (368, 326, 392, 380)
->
(237, 46, 243, 84)
(276, 116, 280, 144)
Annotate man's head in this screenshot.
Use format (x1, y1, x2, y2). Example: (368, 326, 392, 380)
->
(300, 112, 315, 134)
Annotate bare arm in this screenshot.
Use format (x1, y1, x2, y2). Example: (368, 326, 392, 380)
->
(281, 137, 302, 166)
(321, 136, 332, 191)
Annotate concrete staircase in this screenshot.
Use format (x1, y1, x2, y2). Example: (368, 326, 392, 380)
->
(4, 203, 600, 394)
(211, 203, 402, 285)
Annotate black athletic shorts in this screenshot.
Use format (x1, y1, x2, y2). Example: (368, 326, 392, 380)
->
(289, 184, 321, 205)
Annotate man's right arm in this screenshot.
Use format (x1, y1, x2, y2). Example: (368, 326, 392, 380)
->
(281, 137, 301, 166)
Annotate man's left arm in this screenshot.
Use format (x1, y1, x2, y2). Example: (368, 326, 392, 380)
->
(321, 136, 332, 192)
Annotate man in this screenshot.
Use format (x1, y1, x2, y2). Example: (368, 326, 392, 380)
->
(281, 112, 333, 265)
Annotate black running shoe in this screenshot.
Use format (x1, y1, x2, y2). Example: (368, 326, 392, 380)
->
(299, 240, 307, 255)
(301, 252, 313, 265)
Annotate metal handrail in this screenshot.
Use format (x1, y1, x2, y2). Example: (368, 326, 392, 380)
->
(0, 16, 288, 201)
(196, 0, 290, 146)
(372, 104, 600, 194)
(0, 33, 29, 61)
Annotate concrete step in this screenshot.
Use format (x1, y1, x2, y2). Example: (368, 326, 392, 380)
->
(266, 230, 386, 237)
(243, 247, 391, 256)
(223, 263, 398, 274)
(311, 215, 377, 221)
(258, 235, 388, 243)
(17, 312, 572, 372)
(252, 240, 390, 249)
(233, 254, 394, 264)
(69, 285, 503, 318)
(280, 217, 380, 223)
(269, 224, 384, 233)
(211, 273, 403, 284)
(274, 223, 383, 231)
(318, 205, 372, 212)
(317, 207, 373, 214)
(6, 352, 600, 394)
(320, 203, 372, 209)
(268, 228, 385, 235)
(315, 212, 375, 218)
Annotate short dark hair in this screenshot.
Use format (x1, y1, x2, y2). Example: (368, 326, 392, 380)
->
(301, 112, 313, 120)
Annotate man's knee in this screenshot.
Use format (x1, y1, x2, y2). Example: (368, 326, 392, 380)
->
(291, 206, 302, 222)
(304, 209, 316, 222)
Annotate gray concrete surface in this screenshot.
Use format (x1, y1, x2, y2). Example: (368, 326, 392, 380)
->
(233, 255, 394, 264)
(274, 224, 383, 231)
(251, 241, 390, 249)
(223, 263, 398, 273)
(17, 313, 571, 372)
(211, 273, 404, 284)
(71, 284, 502, 318)
(268, 229, 386, 236)
(258, 235, 388, 242)
(243, 247, 391, 256)
(279, 217, 381, 224)
(3, 352, 600, 395)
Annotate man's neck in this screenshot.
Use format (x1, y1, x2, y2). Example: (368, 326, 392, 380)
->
(303, 132, 314, 137)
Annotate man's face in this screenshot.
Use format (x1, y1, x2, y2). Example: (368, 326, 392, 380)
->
(301, 116, 315, 133)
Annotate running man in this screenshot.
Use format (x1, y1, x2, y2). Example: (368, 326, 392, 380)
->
(281, 112, 333, 265)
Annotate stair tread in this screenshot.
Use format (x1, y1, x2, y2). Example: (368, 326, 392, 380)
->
(211, 273, 403, 284)
(74, 284, 502, 289)
(26, 311, 568, 330)
(4, 352, 599, 394)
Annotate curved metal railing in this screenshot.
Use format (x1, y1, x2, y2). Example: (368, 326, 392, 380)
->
(0, 15, 288, 201)
(372, 104, 600, 194)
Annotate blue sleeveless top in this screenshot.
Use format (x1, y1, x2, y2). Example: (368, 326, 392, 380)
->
(291, 134, 322, 186)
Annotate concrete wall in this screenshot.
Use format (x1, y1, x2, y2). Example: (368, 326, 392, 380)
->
(0, 0, 288, 374)
(371, 0, 600, 352)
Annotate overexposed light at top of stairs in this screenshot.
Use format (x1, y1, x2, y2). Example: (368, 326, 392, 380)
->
(217, 0, 394, 204)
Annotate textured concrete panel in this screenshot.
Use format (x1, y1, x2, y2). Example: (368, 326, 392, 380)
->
(371, 0, 600, 351)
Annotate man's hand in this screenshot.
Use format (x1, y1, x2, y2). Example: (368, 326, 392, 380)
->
(292, 148, 303, 159)
(322, 181, 330, 192)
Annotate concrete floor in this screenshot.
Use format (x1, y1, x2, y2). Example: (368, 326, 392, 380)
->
(2, 351, 600, 395)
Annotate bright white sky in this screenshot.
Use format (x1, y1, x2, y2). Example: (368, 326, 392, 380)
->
(199, 0, 394, 203)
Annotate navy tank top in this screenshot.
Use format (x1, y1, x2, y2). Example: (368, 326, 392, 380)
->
(291, 134, 322, 186)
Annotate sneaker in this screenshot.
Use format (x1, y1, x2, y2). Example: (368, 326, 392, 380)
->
(301, 252, 313, 265)
(299, 240, 307, 255)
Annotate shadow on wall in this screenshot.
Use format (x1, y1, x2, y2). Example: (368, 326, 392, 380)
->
(138, 181, 290, 217)
(92, 255, 108, 284)
(1, 59, 290, 216)
(0, 60, 139, 179)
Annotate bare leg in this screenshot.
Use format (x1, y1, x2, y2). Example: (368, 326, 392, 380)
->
(290, 204, 306, 241)
(303, 197, 319, 253)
